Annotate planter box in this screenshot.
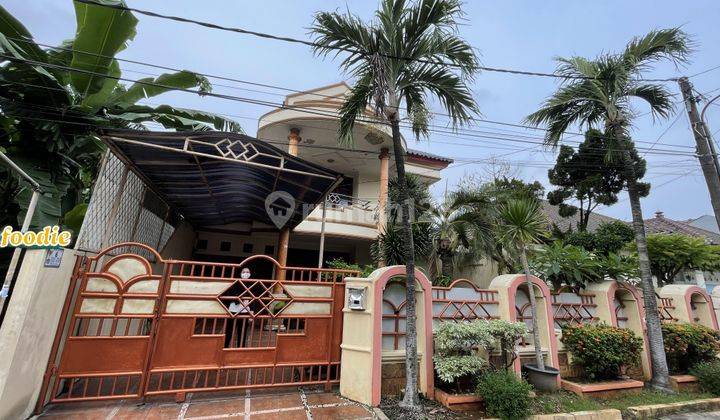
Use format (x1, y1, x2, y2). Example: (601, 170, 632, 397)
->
(669, 375, 699, 392)
(435, 388, 483, 411)
(561, 378, 644, 399)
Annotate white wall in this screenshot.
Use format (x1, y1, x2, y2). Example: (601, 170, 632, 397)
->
(0, 248, 76, 420)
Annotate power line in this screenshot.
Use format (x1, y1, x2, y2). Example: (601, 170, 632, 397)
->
(4, 35, 699, 150)
(0, 66, 704, 159)
(70, 0, 684, 83)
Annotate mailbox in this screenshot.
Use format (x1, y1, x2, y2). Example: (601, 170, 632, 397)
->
(347, 287, 367, 311)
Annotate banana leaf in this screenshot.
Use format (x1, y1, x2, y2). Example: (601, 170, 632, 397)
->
(71, 0, 137, 97)
(111, 70, 212, 107)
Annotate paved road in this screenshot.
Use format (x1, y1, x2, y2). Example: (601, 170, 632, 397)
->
(661, 412, 720, 419)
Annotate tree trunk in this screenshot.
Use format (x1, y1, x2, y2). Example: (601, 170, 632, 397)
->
(388, 117, 421, 408)
(617, 129, 671, 391)
(440, 249, 453, 279)
(626, 175, 671, 390)
(520, 245, 545, 370)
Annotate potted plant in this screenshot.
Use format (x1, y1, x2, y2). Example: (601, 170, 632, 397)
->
(496, 198, 560, 391)
(433, 320, 528, 410)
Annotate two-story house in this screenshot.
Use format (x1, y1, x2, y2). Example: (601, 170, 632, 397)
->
(73, 82, 452, 275)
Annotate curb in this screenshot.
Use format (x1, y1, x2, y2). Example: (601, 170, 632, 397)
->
(624, 397, 720, 419)
(531, 409, 622, 419)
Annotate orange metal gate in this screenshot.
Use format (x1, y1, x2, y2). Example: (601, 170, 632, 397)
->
(40, 243, 357, 405)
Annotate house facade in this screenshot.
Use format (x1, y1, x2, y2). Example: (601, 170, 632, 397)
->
(133, 83, 452, 272)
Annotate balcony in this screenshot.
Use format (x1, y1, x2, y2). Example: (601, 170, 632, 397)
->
(294, 193, 380, 240)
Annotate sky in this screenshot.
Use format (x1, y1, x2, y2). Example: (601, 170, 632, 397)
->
(5, 0, 720, 223)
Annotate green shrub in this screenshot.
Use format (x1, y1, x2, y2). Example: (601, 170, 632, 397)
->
(477, 370, 532, 420)
(561, 323, 642, 381)
(662, 323, 720, 374)
(325, 258, 375, 277)
(691, 360, 720, 396)
(434, 320, 528, 392)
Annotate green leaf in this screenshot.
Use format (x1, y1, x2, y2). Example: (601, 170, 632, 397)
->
(63, 202, 87, 234)
(70, 0, 137, 97)
(80, 58, 120, 110)
(108, 104, 244, 133)
(0, 5, 46, 62)
(111, 71, 211, 106)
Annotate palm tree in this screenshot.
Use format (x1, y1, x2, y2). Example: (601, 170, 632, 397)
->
(427, 189, 494, 281)
(311, 0, 478, 407)
(496, 198, 549, 370)
(524, 28, 692, 390)
(0, 1, 241, 229)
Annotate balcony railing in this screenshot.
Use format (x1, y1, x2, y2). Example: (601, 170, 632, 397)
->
(326, 192, 376, 212)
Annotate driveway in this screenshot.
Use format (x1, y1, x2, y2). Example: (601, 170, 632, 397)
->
(36, 386, 375, 419)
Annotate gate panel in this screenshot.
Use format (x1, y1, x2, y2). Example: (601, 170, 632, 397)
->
(145, 258, 352, 395)
(45, 246, 358, 405)
(49, 244, 166, 402)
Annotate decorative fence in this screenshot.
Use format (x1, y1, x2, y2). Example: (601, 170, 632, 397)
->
(550, 287, 598, 329)
(380, 278, 500, 351)
(657, 295, 678, 323)
(431, 279, 500, 322)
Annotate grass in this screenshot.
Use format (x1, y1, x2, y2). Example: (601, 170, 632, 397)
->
(530, 390, 715, 414)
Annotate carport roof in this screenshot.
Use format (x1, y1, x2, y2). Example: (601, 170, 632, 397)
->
(101, 130, 342, 229)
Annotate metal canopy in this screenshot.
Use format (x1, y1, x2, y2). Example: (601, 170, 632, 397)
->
(102, 130, 342, 229)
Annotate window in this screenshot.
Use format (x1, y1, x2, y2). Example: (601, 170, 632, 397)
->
(264, 245, 275, 256)
(196, 239, 208, 250)
(220, 241, 232, 252)
(242, 243, 253, 254)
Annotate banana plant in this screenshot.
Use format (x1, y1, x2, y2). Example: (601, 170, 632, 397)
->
(0, 1, 242, 231)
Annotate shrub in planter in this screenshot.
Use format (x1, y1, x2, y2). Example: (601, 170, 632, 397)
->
(691, 360, 720, 396)
(477, 370, 532, 420)
(662, 323, 720, 374)
(433, 321, 492, 392)
(561, 323, 643, 381)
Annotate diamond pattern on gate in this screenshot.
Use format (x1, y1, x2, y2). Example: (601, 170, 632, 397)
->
(217, 280, 293, 318)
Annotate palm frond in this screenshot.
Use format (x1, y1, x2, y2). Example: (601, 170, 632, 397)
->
(622, 27, 693, 70)
(400, 63, 478, 127)
(337, 72, 373, 145)
(496, 198, 549, 248)
(626, 83, 675, 120)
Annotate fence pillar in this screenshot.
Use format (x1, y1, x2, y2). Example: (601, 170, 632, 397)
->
(339, 266, 433, 406)
(658, 284, 719, 329)
(488, 274, 559, 381)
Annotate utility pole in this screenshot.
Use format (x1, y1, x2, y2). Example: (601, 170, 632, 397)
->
(678, 77, 720, 231)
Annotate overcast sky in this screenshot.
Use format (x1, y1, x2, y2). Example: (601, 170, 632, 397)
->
(6, 0, 720, 223)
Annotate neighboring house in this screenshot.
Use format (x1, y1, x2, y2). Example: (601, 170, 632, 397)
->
(687, 214, 720, 234)
(541, 200, 619, 233)
(644, 211, 720, 292)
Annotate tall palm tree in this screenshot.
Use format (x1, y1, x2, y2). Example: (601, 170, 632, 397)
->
(496, 198, 549, 370)
(311, 0, 478, 407)
(524, 28, 692, 390)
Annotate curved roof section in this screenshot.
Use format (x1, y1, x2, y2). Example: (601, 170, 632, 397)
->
(101, 129, 341, 229)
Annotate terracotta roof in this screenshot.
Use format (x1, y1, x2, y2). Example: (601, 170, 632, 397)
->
(644, 212, 720, 245)
(406, 148, 454, 163)
(541, 201, 620, 233)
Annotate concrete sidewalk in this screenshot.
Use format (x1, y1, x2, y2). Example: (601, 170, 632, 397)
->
(36, 386, 375, 419)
